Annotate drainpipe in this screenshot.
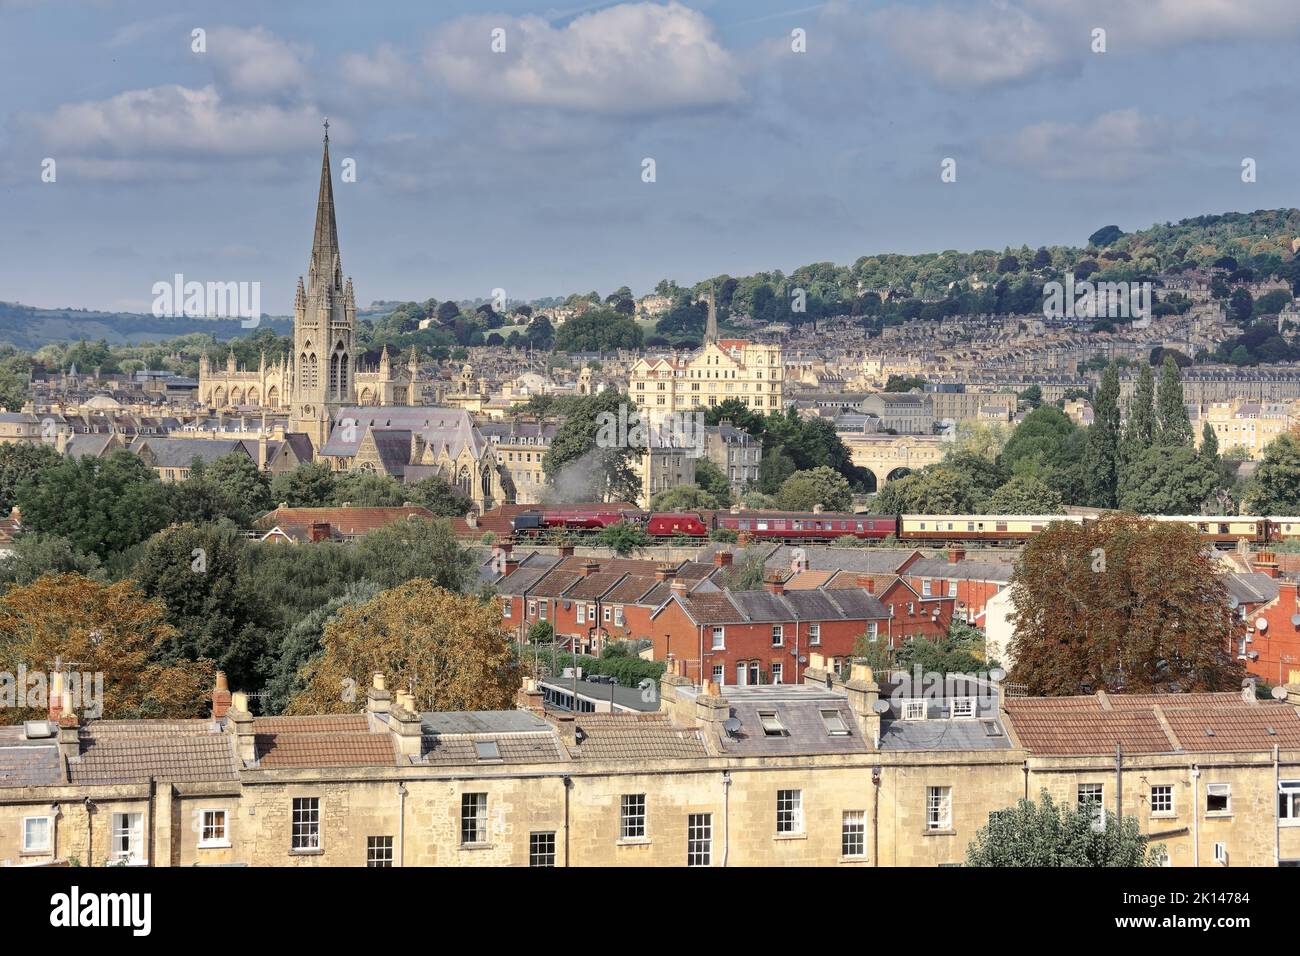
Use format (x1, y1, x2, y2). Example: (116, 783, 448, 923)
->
(872, 766, 881, 866)
(397, 783, 407, 867)
(146, 776, 155, 867)
(1022, 760, 1029, 801)
(1190, 765, 1200, 867)
(722, 771, 732, 867)
(84, 797, 94, 866)
(1115, 743, 1123, 822)
(563, 775, 572, 866)
(1276, 744, 1282, 868)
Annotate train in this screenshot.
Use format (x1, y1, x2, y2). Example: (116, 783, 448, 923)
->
(509, 506, 1300, 548)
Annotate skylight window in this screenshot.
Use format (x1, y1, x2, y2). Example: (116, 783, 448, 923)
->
(757, 711, 788, 737)
(474, 740, 501, 761)
(820, 709, 849, 736)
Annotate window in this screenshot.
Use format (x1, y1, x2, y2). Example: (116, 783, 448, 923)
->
(1078, 783, 1104, 831)
(902, 699, 926, 721)
(711, 664, 723, 686)
(1281, 781, 1300, 825)
(198, 809, 228, 847)
(111, 812, 145, 863)
(576, 603, 585, 624)
(711, 626, 725, 650)
(926, 787, 952, 831)
(22, 816, 51, 853)
(757, 711, 788, 736)
(291, 798, 320, 852)
(530, 831, 556, 867)
(527, 600, 536, 617)
(842, 811, 866, 858)
(502, 599, 512, 619)
(950, 697, 975, 719)
(461, 793, 488, 845)
(771, 624, 784, 646)
(1206, 783, 1231, 816)
(771, 662, 783, 684)
(613, 606, 624, 627)
(587, 605, 596, 622)
(776, 790, 803, 834)
(621, 794, 647, 840)
(539, 601, 547, 620)
(687, 813, 712, 866)
(603, 606, 612, 622)
(866, 622, 879, 642)
(921, 579, 932, 596)
(366, 836, 393, 867)
(808, 623, 821, 645)
(474, 740, 501, 761)
(947, 579, 957, 597)
(1151, 785, 1174, 816)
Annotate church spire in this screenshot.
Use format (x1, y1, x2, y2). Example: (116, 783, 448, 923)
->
(704, 283, 718, 345)
(309, 119, 340, 287)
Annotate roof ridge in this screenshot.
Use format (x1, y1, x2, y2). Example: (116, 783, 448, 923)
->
(1150, 704, 1183, 752)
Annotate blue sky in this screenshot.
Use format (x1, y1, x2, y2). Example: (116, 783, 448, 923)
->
(3, 0, 1300, 313)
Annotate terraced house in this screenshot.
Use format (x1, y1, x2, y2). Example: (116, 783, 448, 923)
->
(4, 665, 1299, 867)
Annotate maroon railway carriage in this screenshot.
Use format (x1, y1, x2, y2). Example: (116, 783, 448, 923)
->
(709, 510, 897, 543)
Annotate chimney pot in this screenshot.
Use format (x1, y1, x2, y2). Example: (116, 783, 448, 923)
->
(714, 550, 733, 567)
(211, 670, 233, 721)
(766, 572, 785, 595)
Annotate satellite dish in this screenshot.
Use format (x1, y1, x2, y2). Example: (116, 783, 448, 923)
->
(872, 700, 891, 714)
(1256, 617, 1269, 631)
(1228, 596, 1240, 609)
(1291, 614, 1300, 627)
(988, 667, 1007, 682)
(722, 717, 742, 736)
(1273, 685, 1290, 701)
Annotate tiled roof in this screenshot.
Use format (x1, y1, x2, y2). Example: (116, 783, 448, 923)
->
(252, 714, 396, 769)
(70, 733, 238, 785)
(561, 713, 708, 761)
(253, 506, 436, 536)
(1005, 692, 1300, 755)
(906, 557, 1015, 582)
(421, 732, 567, 765)
(528, 570, 584, 599)
(566, 572, 625, 601)
(603, 574, 659, 604)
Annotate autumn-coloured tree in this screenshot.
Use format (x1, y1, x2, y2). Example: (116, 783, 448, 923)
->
(0, 573, 214, 723)
(1008, 515, 1244, 695)
(286, 579, 520, 715)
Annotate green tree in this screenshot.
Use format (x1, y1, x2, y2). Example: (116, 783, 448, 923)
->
(1118, 444, 1216, 514)
(264, 580, 380, 713)
(332, 471, 406, 507)
(405, 474, 473, 517)
(695, 457, 733, 503)
(1155, 355, 1192, 446)
(1083, 362, 1121, 508)
(0, 533, 104, 587)
(352, 518, 477, 592)
(552, 309, 644, 352)
(966, 791, 1162, 867)
(543, 391, 641, 502)
(876, 467, 980, 514)
(776, 466, 852, 511)
(0, 442, 61, 513)
(982, 475, 1063, 514)
(133, 523, 273, 691)
(269, 461, 336, 507)
(16, 451, 175, 559)
(1246, 434, 1300, 513)
(596, 522, 652, 556)
(650, 484, 721, 512)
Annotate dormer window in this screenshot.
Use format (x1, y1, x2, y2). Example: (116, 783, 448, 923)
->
(902, 699, 926, 721)
(757, 711, 788, 737)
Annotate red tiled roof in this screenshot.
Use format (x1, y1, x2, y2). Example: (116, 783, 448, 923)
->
(254, 506, 435, 536)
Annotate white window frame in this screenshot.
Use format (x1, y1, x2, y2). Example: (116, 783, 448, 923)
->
(291, 797, 320, 853)
(950, 697, 975, 719)
(771, 624, 784, 647)
(926, 786, 952, 831)
(771, 661, 783, 685)
(1206, 783, 1232, 817)
(1281, 781, 1300, 826)
(613, 606, 624, 626)
(110, 811, 146, 864)
(808, 623, 821, 646)
(198, 808, 230, 848)
(902, 699, 926, 721)
(776, 789, 803, 835)
(576, 603, 585, 625)
(1150, 784, 1175, 817)
(502, 599, 512, 619)
(22, 816, 52, 854)
(711, 626, 725, 650)
(461, 792, 489, 846)
(921, 579, 932, 596)
(620, 793, 647, 840)
(842, 810, 866, 858)
(1078, 783, 1105, 831)
(687, 813, 712, 867)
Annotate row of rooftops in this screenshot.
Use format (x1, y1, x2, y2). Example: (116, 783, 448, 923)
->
(5, 665, 1299, 792)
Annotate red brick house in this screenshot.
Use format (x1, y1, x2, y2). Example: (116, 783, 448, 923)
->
(649, 577, 890, 686)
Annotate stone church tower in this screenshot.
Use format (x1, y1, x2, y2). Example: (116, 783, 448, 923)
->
(291, 122, 356, 449)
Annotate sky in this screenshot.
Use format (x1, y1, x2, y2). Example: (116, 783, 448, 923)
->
(2, 0, 1300, 314)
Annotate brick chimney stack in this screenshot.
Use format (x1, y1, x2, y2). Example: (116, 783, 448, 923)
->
(578, 560, 600, 577)
(57, 689, 79, 762)
(856, 574, 876, 593)
(228, 691, 257, 764)
(558, 542, 575, 558)
(1255, 550, 1279, 578)
(714, 550, 733, 568)
(655, 565, 676, 582)
(948, 547, 965, 564)
(211, 671, 232, 721)
(309, 521, 331, 542)
(766, 572, 785, 595)
(365, 672, 391, 715)
(48, 670, 65, 723)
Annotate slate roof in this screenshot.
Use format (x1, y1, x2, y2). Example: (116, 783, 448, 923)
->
(711, 685, 871, 756)
(905, 556, 1015, 582)
(1224, 572, 1281, 605)
(603, 574, 660, 604)
(129, 436, 251, 468)
(0, 744, 64, 788)
(421, 732, 567, 765)
(665, 587, 890, 625)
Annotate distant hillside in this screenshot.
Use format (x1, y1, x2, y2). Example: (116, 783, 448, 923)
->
(0, 302, 292, 351)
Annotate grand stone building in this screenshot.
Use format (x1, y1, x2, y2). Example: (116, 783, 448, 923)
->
(197, 125, 420, 447)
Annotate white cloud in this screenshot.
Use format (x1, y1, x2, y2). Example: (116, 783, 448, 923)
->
(206, 26, 311, 97)
(1029, 0, 1300, 47)
(993, 108, 1199, 181)
(28, 84, 328, 159)
(341, 44, 424, 100)
(425, 2, 744, 114)
(873, 1, 1059, 88)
